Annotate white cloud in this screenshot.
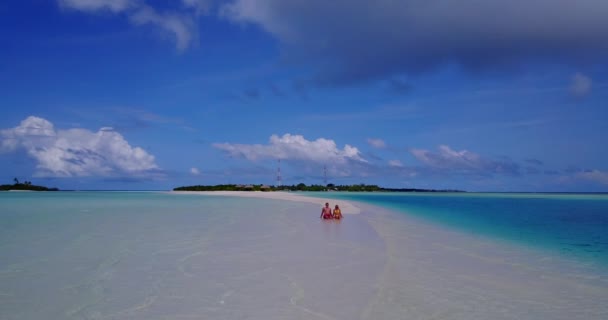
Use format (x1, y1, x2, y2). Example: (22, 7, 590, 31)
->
(0, 116, 160, 178)
(367, 138, 386, 149)
(388, 159, 403, 167)
(190, 167, 200, 175)
(411, 145, 519, 175)
(182, 0, 211, 15)
(58, 0, 136, 12)
(213, 133, 367, 164)
(57, 0, 198, 51)
(569, 72, 592, 97)
(411, 145, 479, 169)
(130, 6, 197, 51)
(577, 170, 608, 185)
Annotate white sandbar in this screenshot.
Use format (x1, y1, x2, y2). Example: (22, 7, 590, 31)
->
(172, 190, 608, 319)
(171, 191, 361, 214)
(2, 191, 607, 319)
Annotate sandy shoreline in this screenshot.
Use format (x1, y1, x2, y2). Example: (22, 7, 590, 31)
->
(170, 191, 362, 214)
(171, 190, 608, 319)
(3, 191, 608, 319)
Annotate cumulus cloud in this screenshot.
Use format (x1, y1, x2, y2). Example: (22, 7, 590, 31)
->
(182, 0, 211, 15)
(0, 116, 160, 178)
(388, 160, 403, 167)
(569, 72, 593, 97)
(411, 145, 519, 176)
(221, 0, 608, 85)
(190, 167, 200, 175)
(576, 170, 608, 185)
(213, 134, 367, 165)
(524, 158, 544, 166)
(58, 0, 199, 51)
(366, 138, 386, 149)
(130, 5, 197, 51)
(58, 0, 136, 12)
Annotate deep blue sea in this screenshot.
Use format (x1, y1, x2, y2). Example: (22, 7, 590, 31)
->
(313, 192, 608, 266)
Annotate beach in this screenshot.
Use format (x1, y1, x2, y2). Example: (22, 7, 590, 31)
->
(1, 191, 607, 319)
(171, 191, 362, 214)
(176, 191, 608, 319)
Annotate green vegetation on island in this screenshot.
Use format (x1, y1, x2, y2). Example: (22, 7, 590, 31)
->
(173, 183, 463, 193)
(0, 178, 59, 191)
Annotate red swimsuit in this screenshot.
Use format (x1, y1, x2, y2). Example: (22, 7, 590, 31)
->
(322, 207, 333, 219)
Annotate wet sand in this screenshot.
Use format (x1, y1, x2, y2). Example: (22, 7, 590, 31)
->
(171, 191, 361, 214)
(1, 191, 607, 319)
(175, 191, 608, 319)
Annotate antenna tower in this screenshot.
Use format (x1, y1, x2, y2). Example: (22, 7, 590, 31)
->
(276, 159, 282, 186)
(323, 165, 328, 185)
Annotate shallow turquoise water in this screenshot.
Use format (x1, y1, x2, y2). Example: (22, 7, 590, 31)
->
(0, 191, 385, 320)
(312, 192, 608, 266)
(1, 191, 607, 319)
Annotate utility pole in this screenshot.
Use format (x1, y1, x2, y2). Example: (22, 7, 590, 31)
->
(276, 159, 282, 187)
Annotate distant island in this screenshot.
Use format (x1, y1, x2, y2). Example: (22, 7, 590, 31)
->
(0, 178, 59, 191)
(173, 183, 463, 193)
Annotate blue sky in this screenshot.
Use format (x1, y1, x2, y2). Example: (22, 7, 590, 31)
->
(1, 0, 607, 191)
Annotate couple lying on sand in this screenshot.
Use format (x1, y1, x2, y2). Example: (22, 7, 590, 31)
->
(320, 202, 343, 220)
